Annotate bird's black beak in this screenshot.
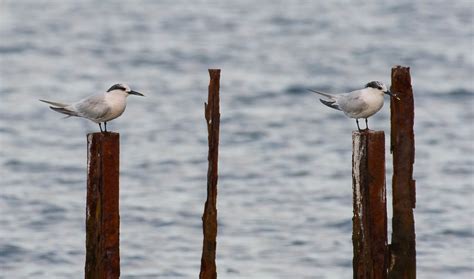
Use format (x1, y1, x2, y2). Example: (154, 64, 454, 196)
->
(384, 90, 400, 100)
(129, 90, 144, 96)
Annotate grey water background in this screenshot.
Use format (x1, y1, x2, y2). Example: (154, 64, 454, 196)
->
(0, 1, 473, 278)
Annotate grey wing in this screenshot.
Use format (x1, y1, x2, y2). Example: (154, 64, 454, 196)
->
(337, 91, 369, 117)
(73, 94, 110, 121)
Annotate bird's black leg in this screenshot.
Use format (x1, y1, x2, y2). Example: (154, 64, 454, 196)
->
(104, 122, 107, 132)
(365, 118, 369, 130)
(99, 123, 103, 133)
(356, 119, 361, 132)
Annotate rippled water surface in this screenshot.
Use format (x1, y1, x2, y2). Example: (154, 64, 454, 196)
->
(1, 1, 473, 278)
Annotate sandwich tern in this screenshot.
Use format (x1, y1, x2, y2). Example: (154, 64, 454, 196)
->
(309, 81, 399, 131)
(40, 83, 144, 132)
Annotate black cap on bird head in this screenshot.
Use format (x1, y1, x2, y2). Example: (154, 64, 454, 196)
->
(106, 83, 144, 96)
(365, 81, 399, 100)
(107, 84, 128, 92)
(365, 81, 386, 90)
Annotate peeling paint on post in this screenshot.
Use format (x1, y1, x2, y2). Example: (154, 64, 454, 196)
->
(85, 132, 120, 279)
(388, 66, 416, 279)
(352, 130, 387, 279)
(199, 69, 221, 279)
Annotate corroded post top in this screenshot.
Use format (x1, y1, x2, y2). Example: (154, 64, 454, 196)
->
(352, 130, 385, 136)
(87, 132, 120, 137)
(87, 132, 120, 143)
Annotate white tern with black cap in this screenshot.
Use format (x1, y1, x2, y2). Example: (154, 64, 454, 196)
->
(309, 81, 399, 131)
(40, 83, 144, 132)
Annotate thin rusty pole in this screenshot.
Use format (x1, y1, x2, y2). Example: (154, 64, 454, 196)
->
(199, 69, 221, 279)
(85, 132, 120, 279)
(352, 130, 388, 279)
(388, 66, 416, 279)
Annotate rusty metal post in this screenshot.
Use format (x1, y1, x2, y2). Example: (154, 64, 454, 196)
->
(199, 69, 221, 279)
(85, 132, 120, 279)
(388, 66, 416, 279)
(352, 130, 388, 279)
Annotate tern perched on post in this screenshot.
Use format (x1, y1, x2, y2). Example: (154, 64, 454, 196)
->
(40, 83, 144, 132)
(309, 81, 399, 131)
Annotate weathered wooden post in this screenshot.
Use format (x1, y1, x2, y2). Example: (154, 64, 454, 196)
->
(85, 132, 120, 279)
(352, 130, 388, 279)
(388, 66, 416, 278)
(200, 69, 221, 279)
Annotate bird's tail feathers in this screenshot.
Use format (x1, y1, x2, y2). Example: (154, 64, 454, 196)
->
(308, 89, 341, 110)
(308, 89, 335, 100)
(49, 106, 79, 117)
(39, 99, 69, 107)
(319, 99, 341, 111)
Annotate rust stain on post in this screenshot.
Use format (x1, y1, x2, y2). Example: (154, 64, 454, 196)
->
(199, 69, 221, 279)
(352, 130, 388, 279)
(85, 132, 120, 279)
(388, 66, 416, 279)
